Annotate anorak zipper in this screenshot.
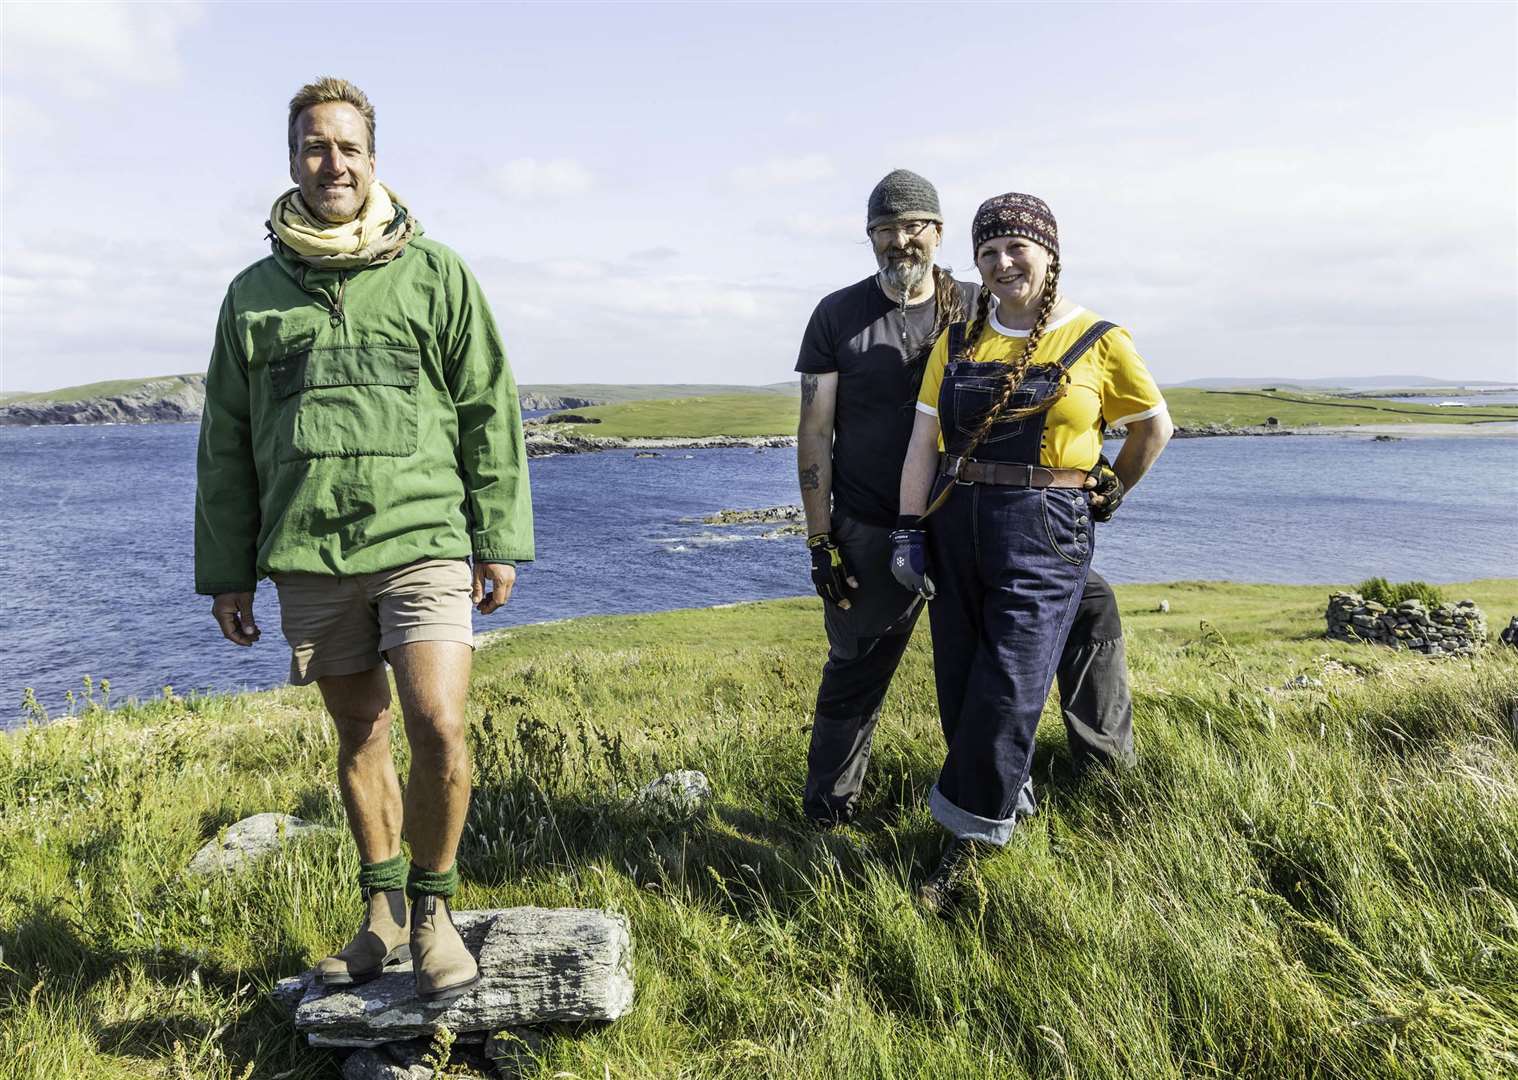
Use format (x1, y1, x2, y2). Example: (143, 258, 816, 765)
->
(330, 272, 348, 327)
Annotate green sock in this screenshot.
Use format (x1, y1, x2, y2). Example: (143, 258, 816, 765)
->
(357, 853, 408, 893)
(406, 861, 460, 899)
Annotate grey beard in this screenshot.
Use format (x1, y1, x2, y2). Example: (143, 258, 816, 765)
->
(879, 255, 931, 297)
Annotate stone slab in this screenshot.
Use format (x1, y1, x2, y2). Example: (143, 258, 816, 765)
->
(293, 907, 633, 1046)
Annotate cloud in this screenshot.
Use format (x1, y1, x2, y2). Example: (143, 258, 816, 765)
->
(488, 158, 594, 199)
(0, 95, 51, 140)
(2, 2, 204, 96)
(765, 212, 862, 243)
(628, 245, 680, 263)
(729, 154, 836, 191)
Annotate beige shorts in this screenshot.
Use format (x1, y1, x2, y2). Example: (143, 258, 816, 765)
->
(270, 558, 475, 685)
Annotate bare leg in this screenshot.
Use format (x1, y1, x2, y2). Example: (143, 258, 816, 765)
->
(317, 666, 404, 864)
(388, 641, 473, 872)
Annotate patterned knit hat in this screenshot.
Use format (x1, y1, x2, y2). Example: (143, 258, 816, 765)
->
(867, 169, 943, 228)
(971, 193, 1059, 258)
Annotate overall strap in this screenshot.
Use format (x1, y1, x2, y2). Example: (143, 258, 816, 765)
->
(946, 320, 967, 360)
(1052, 320, 1117, 375)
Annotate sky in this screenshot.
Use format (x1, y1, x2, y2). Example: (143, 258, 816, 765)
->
(2, 0, 1516, 392)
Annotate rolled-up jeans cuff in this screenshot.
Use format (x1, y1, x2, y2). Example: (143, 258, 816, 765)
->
(929, 782, 1035, 846)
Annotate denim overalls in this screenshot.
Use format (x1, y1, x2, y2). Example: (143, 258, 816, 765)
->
(924, 324, 1110, 845)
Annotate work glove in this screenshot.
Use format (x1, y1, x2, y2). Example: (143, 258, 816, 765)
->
(808, 533, 857, 607)
(889, 516, 935, 600)
(1086, 454, 1125, 522)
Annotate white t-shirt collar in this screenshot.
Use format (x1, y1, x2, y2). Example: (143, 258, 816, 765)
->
(989, 301, 1085, 338)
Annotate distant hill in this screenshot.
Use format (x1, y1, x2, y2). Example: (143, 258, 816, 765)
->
(1170, 376, 1514, 391)
(0, 374, 801, 427)
(0, 375, 207, 426)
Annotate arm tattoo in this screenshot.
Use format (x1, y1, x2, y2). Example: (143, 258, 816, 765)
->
(800, 374, 818, 408)
(799, 463, 820, 491)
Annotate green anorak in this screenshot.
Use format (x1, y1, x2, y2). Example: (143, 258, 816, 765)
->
(194, 234, 534, 595)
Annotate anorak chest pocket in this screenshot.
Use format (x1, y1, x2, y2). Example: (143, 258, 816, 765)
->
(269, 345, 421, 462)
(1040, 488, 1092, 566)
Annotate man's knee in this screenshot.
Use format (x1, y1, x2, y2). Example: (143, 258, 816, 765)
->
(404, 707, 468, 756)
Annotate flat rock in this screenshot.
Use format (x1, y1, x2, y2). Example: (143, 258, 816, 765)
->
(294, 907, 633, 1046)
(186, 813, 331, 877)
(272, 970, 316, 1016)
(341, 1048, 431, 1080)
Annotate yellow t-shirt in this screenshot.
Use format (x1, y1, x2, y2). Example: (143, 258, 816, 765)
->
(915, 304, 1166, 470)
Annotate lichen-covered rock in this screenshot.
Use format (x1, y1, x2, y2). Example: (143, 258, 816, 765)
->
(341, 1048, 431, 1080)
(272, 970, 316, 1016)
(185, 813, 331, 877)
(634, 770, 712, 821)
(293, 907, 633, 1046)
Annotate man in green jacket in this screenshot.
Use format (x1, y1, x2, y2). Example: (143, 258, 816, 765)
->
(194, 78, 533, 1001)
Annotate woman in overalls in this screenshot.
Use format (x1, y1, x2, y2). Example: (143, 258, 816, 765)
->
(892, 192, 1173, 912)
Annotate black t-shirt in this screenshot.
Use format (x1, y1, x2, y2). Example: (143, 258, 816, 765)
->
(795, 274, 979, 526)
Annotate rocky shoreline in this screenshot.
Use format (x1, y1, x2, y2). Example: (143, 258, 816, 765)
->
(525, 432, 795, 457)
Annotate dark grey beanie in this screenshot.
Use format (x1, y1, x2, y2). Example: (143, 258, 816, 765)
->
(867, 169, 942, 229)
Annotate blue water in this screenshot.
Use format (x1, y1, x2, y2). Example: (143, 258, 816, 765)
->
(1381, 392, 1518, 406)
(1, 424, 1515, 724)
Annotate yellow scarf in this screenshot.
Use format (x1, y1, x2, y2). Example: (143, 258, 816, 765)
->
(268, 182, 416, 268)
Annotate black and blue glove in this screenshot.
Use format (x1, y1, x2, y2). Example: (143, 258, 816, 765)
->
(889, 516, 935, 600)
(808, 533, 856, 607)
(1086, 454, 1125, 522)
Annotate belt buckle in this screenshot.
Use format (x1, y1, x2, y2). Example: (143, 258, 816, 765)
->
(947, 456, 973, 486)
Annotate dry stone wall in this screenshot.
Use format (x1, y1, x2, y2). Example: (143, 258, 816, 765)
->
(1325, 593, 1487, 656)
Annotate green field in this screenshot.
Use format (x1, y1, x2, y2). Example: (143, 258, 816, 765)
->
(1162, 388, 1518, 429)
(522, 383, 796, 405)
(549, 387, 1518, 438)
(4, 581, 1517, 1078)
(547, 393, 802, 437)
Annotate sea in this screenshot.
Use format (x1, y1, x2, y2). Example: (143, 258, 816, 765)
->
(1, 423, 1515, 727)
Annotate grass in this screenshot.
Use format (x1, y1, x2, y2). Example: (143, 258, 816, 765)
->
(3, 580, 1517, 1079)
(547, 389, 1518, 438)
(545, 394, 802, 438)
(1161, 388, 1518, 430)
(521, 384, 796, 405)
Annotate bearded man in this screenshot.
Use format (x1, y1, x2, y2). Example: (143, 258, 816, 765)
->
(195, 78, 533, 1001)
(796, 170, 1135, 831)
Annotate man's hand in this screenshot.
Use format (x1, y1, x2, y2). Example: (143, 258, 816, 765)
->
(807, 533, 858, 609)
(1084, 454, 1126, 522)
(211, 591, 260, 646)
(472, 561, 516, 615)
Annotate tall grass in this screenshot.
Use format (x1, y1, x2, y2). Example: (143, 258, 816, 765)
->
(3, 584, 1516, 1078)
(1356, 577, 1448, 608)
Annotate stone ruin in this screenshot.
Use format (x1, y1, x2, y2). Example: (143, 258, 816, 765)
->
(1325, 593, 1488, 656)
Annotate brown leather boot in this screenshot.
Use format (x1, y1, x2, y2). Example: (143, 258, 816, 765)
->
(410, 894, 480, 1001)
(915, 838, 989, 916)
(316, 888, 411, 986)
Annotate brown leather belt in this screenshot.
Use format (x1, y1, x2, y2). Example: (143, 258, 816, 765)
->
(939, 454, 1088, 489)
